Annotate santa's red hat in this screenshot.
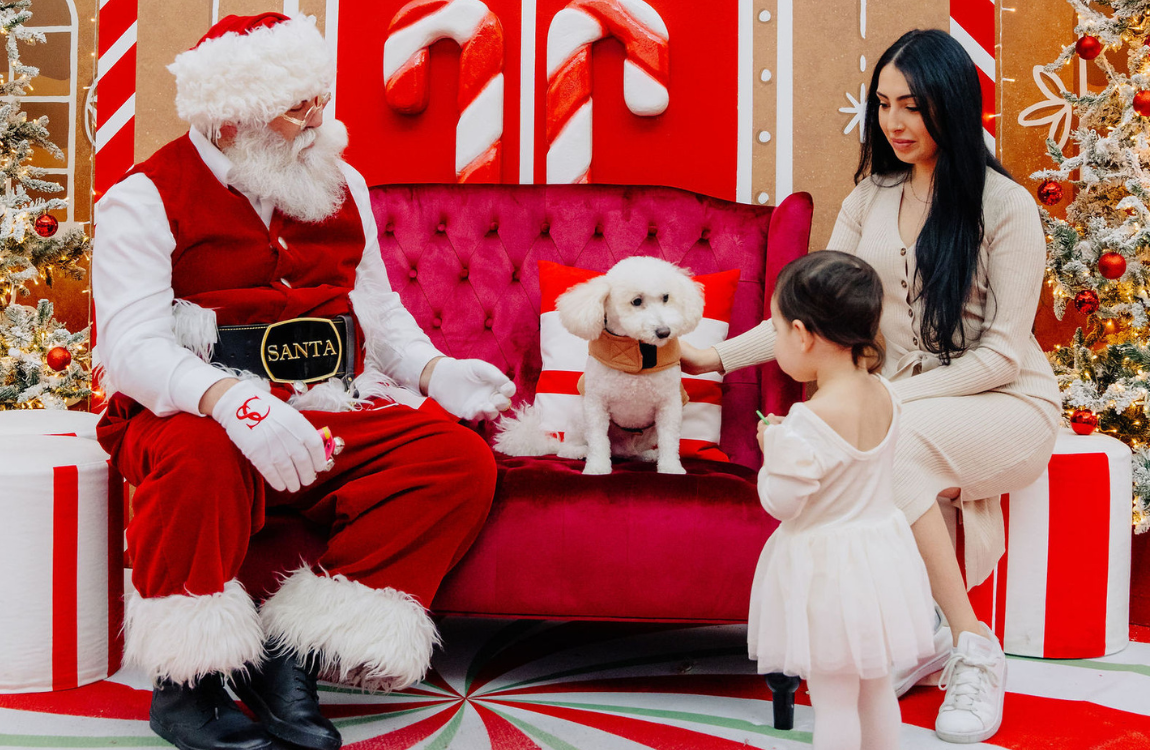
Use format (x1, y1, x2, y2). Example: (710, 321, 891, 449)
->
(167, 13, 334, 132)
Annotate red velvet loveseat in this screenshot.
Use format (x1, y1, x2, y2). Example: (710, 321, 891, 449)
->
(245, 183, 813, 723)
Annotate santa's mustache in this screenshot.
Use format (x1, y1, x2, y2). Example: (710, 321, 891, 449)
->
(224, 119, 349, 224)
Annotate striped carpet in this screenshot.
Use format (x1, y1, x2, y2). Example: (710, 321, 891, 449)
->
(1, 620, 1147, 749)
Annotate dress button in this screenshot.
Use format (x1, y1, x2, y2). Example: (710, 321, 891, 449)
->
(408, 268, 418, 279)
(900, 248, 907, 256)
(540, 221, 550, 234)
(437, 222, 447, 233)
(384, 222, 395, 234)
(700, 228, 711, 241)
(484, 317, 494, 329)
(489, 220, 499, 232)
(459, 268, 469, 280)
(432, 316, 442, 328)
(647, 224, 658, 236)
(511, 269, 520, 282)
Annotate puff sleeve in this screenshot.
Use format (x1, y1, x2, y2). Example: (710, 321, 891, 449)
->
(756, 423, 826, 521)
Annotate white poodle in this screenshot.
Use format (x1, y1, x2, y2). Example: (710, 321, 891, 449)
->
(553, 256, 705, 475)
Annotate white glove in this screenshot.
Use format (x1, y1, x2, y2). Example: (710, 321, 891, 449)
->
(211, 380, 327, 493)
(427, 357, 516, 421)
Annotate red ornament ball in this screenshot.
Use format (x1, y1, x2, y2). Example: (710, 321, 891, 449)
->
(1070, 409, 1099, 435)
(1098, 251, 1127, 279)
(1076, 35, 1103, 60)
(1037, 179, 1064, 206)
(33, 213, 58, 238)
(1074, 288, 1100, 315)
(45, 346, 71, 372)
(1135, 90, 1150, 117)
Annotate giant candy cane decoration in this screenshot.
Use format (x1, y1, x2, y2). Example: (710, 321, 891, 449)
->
(546, 0, 669, 184)
(384, 0, 504, 182)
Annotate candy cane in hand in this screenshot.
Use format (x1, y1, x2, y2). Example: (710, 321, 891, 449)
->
(384, 0, 504, 182)
(546, 0, 669, 184)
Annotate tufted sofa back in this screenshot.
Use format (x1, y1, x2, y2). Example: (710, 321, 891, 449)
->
(370, 184, 812, 469)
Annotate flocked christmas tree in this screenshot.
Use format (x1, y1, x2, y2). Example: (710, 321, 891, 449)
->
(0, 0, 90, 410)
(1033, 0, 1150, 531)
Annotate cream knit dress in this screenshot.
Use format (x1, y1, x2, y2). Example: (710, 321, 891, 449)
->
(716, 170, 1061, 587)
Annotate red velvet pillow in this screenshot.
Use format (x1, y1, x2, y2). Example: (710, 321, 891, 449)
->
(535, 260, 739, 462)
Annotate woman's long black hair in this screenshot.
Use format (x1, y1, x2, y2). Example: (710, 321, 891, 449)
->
(856, 29, 1011, 363)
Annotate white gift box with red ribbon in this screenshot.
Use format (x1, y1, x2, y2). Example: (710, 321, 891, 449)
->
(0, 423, 124, 693)
(957, 429, 1132, 659)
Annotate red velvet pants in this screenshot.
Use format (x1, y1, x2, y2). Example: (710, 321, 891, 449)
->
(97, 398, 496, 606)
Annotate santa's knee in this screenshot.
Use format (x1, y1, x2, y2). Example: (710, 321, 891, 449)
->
(430, 424, 497, 517)
(126, 414, 263, 598)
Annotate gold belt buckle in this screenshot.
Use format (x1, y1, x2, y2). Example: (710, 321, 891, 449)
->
(258, 317, 344, 384)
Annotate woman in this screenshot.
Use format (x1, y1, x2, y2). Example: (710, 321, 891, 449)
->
(685, 29, 1060, 743)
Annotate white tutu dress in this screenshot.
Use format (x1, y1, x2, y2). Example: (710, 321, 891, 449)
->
(748, 379, 936, 679)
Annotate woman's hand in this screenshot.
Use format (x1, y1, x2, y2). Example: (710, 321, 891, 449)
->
(680, 340, 724, 375)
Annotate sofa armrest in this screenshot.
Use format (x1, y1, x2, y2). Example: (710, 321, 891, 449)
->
(759, 192, 812, 419)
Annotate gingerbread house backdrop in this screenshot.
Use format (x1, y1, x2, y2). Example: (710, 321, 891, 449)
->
(84, 0, 1084, 255)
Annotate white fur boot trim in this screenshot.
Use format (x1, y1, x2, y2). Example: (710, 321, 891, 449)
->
(124, 579, 264, 686)
(260, 567, 440, 692)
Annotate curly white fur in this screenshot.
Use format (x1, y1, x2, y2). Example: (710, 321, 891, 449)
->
(557, 257, 704, 475)
(123, 579, 264, 686)
(168, 15, 334, 133)
(260, 567, 440, 693)
(493, 403, 562, 456)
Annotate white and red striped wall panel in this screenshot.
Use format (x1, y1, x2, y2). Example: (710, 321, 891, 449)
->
(951, 0, 997, 152)
(93, 0, 137, 202)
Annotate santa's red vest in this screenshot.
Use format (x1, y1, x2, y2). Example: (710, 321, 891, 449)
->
(126, 134, 365, 327)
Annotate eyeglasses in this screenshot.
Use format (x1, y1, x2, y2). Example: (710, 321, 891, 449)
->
(278, 92, 332, 130)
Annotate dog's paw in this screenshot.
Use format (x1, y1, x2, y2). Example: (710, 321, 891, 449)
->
(583, 459, 612, 475)
(557, 442, 588, 459)
(657, 461, 687, 475)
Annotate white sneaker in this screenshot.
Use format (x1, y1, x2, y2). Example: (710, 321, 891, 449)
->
(894, 605, 952, 697)
(935, 624, 1007, 744)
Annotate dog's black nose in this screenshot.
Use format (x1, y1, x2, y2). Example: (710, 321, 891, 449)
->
(655, 327, 671, 339)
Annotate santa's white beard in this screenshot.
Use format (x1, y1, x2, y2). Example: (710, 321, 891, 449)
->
(225, 119, 350, 223)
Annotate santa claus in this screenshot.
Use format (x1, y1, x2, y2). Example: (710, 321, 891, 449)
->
(92, 13, 514, 750)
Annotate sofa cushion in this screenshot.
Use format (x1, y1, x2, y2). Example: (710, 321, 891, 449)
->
(429, 456, 779, 622)
(533, 261, 739, 461)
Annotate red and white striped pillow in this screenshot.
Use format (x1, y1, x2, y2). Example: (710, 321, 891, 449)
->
(535, 260, 739, 462)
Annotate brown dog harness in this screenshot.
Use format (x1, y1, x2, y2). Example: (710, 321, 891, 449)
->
(577, 330, 690, 424)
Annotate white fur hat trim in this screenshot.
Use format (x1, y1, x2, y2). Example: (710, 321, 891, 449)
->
(168, 15, 335, 131)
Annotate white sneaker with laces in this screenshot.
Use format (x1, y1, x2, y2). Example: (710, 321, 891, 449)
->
(894, 605, 952, 697)
(934, 624, 1007, 744)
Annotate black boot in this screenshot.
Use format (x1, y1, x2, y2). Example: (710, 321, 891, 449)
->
(232, 648, 342, 750)
(150, 673, 285, 750)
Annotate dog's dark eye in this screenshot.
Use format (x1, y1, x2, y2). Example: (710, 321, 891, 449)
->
(631, 296, 643, 307)
(662, 294, 669, 303)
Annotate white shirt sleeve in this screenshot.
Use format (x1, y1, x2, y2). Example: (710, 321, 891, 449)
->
(343, 164, 444, 391)
(92, 174, 230, 417)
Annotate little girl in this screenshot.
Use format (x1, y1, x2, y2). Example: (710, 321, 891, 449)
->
(749, 251, 935, 750)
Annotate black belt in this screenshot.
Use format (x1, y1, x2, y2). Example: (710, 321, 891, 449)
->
(211, 315, 356, 386)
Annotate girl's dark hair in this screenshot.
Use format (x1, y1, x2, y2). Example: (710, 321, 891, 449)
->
(775, 251, 885, 374)
(856, 28, 1011, 364)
